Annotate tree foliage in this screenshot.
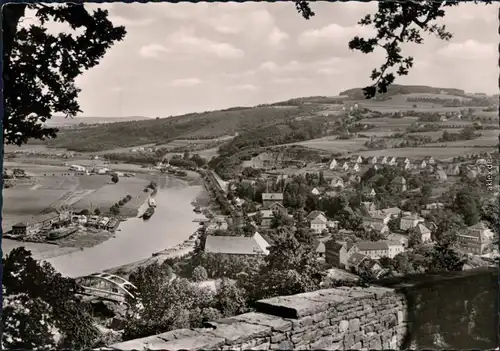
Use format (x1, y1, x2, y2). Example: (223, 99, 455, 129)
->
(2, 247, 99, 349)
(3, 3, 126, 145)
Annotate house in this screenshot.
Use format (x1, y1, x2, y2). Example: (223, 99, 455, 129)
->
(365, 222, 390, 235)
(457, 222, 495, 255)
(313, 240, 326, 258)
(353, 240, 404, 259)
(428, 157, 435, 165)
(367, 211, 391, 224)
(259, 210, 275, 228)
(353, 163, 360, 172)
(11, 222, 29, 236)
(325, 240, 349, 268)
(307, 211, 328, 234)
(69, 164, 86, 172)
(368, 156, 378, 164)
(72, 215, 88, 225)
(415, 224, 432, 243)
(381, 207, 402, 218)
(204, 232, 270, 256)
(403, 162, 411, 171)
(388, 157, 397, 166)
(275, 174, 289, 185)
(435, 170, 448, 182)
(311, 188, 321, 196)
(11, 211, 61, 236)
(269, 202, 287, 216)
(346, 252, 371, 273)
(391, 176, 407, 192)
(372, 164, 380, 171)
(342, 162, 350, 171)
(400, 214, 425, 231)
(330, 177, 344, 189)
(446, 164, 460, 176)
(419, 160, 427, 169)
(262, 193, 284, 208)
(352, 156, 363, 164)
(380, 156, 388, 165)
(403, 158, 410, 164)
(329, 159, 338, 170)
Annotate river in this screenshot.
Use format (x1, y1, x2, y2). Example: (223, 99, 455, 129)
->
(42, 181, 203, 277)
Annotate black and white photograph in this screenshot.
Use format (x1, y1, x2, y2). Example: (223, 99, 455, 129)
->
(2, 1, 498, 350)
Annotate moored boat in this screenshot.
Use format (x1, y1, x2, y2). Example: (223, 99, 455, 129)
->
(47, 227, 78, 240)
(142, 207, 155, 220)
(148, 198, 157, 207)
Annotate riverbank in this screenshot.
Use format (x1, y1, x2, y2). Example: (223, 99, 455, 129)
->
(43, 176, 207, 277)
(104, 185, 211, 277)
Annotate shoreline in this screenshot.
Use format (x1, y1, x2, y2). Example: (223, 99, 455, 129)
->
(3, 171, 207, 270)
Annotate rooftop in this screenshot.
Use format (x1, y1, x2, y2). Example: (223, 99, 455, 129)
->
(205, 233, 270, 256)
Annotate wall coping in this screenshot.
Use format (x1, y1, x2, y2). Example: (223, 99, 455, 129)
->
(104, 268, 496, 350)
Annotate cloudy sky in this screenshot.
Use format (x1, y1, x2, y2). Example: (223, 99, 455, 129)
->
(49, 2, 498, 117)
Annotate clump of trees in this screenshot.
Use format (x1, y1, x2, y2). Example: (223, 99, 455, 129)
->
(2, 248, 101, 349)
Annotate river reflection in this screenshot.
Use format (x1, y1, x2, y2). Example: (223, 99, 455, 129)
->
(45, 184, 203, 277)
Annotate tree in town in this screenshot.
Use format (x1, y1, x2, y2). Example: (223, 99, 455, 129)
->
(213, 278, 248, 317)
(192, 266, 208, 282)
(93, 208, 101, 215)
(426, 209, 466, 245)
(407, 227, 423, 248)
(3, 3, 126, 145)
(453, 188, 481, 226)
(245, 228, 326, 301)
(270, 211, 294, 229)
(2, 247, 100, 349)
(124, 267, 219, 341)
(427, 242, 466, 272)
(111, 174, 119, 184)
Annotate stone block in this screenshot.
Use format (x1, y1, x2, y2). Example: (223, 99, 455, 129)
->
(270, 332, 287, 343)
(148, 334, 226, 350)
(208, 321, 271, 344)
(270, 340, 294, 350)
(255, 294, 330, 319)
(348, 318, 360, 332)
(339, 320, 349, 332)
(232, 312, 292, 332)
(291, 316, 314, 329)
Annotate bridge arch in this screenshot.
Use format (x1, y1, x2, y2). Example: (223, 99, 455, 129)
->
(77, 272, 138, 301)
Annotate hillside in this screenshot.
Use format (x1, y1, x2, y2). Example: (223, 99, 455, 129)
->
(340, 85, 467, 100)
(44, 116, 152, 128)
(45, 105, 316, 152)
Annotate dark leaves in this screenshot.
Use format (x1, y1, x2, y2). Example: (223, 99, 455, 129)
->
(3, 3, 126, 145)
(295, 0, 315, 20)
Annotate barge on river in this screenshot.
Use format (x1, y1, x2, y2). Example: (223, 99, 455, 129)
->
(142, 207, 155, 220)
(47, 227, 78, 241)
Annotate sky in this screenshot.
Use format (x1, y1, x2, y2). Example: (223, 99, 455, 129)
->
(40, 2, 498, 117)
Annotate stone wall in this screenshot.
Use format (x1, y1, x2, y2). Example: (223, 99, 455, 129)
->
(106, 267, 498, 350)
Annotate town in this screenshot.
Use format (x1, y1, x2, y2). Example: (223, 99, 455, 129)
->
(2, 1, 498, 350)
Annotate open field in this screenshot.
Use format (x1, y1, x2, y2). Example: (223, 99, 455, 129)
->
(69, 176, 150, 216)
(352, 147, 493, 160)
(359, 117, 419, 126)
(288, 137, 369, 154)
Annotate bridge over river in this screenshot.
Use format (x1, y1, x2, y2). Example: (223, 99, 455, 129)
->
(75, 272, 137, 304)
